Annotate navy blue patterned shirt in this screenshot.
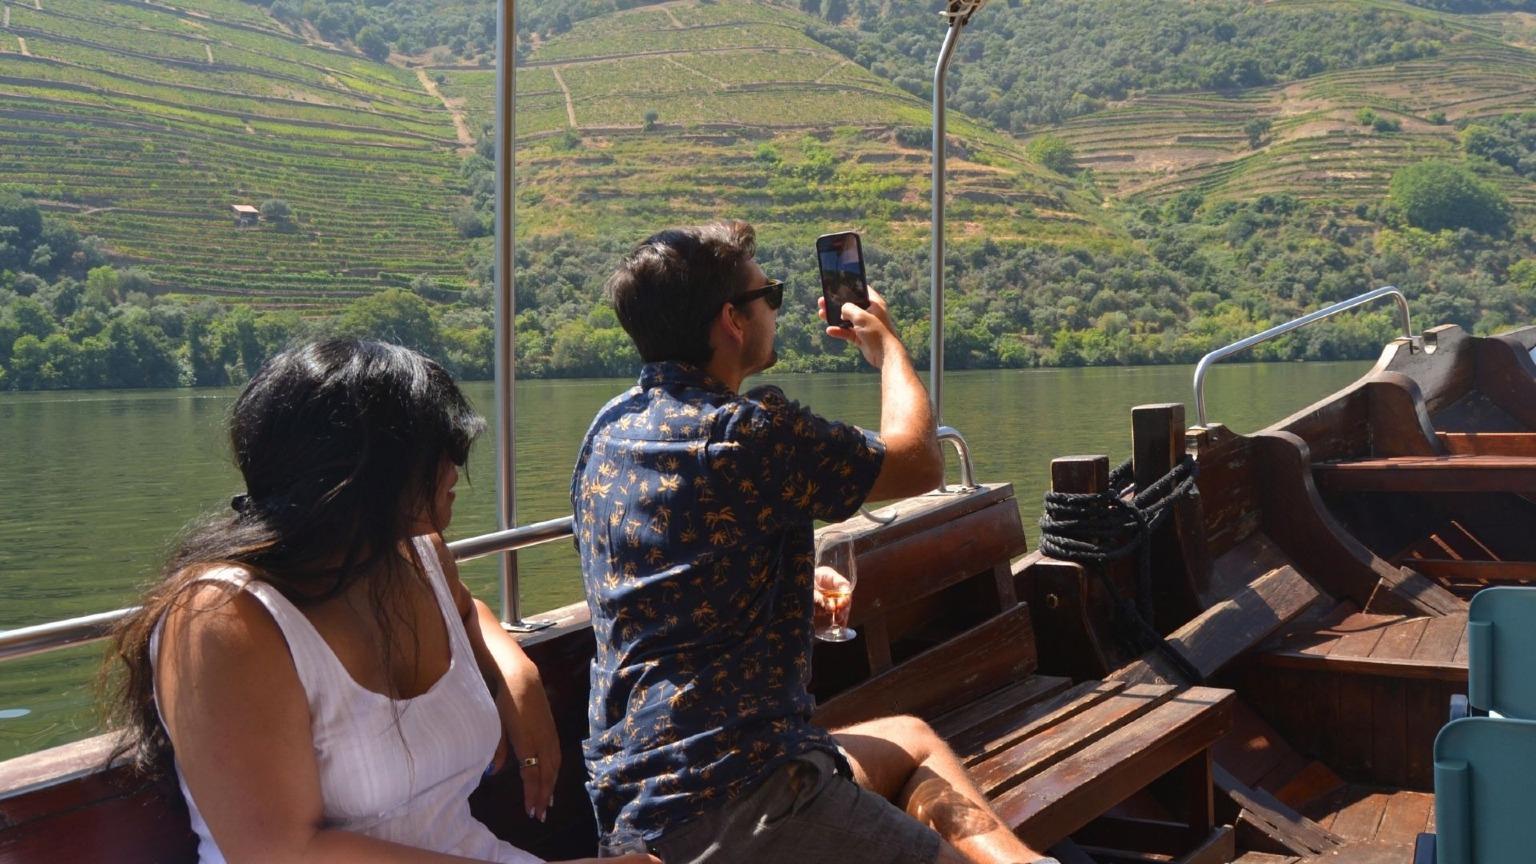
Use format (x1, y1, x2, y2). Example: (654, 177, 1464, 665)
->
(571, 361, 886, 839)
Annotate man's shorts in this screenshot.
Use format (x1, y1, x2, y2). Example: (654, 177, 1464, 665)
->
(648, 749, 943, 864)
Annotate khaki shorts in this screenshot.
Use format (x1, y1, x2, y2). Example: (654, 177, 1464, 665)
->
(649, 750, 942, 864)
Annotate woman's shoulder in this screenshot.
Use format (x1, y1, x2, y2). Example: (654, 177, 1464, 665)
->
(157, 564, 284, 659)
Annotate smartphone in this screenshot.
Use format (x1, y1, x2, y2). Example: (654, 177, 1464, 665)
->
(816, 231, 870, 329)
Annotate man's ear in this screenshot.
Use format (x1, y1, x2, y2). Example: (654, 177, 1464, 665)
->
(712, 302, 746, 348)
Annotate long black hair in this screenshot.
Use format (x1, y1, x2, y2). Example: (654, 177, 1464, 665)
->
(106, 339, 485, 773)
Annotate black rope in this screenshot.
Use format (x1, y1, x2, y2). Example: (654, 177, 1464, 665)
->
(1038, 455, 1204, 683)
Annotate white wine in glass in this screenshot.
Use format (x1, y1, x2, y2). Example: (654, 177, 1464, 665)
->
(814, 530, 857, 642)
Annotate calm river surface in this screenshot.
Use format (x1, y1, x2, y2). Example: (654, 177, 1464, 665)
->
(0, 361, 1371, 759)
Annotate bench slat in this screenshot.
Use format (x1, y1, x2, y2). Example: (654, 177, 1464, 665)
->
(988, 686, 1233, 850)
(811, 604, 1036, 730)
(1312, 455, 1536, 494)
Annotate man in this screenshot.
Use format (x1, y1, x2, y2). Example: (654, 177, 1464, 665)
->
(572, 221, 1055, 864)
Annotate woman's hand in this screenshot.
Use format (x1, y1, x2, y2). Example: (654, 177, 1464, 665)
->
(493, 658, 562, 822)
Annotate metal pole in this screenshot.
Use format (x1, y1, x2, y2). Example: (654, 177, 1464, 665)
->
(494, 0, 541, 630)
(931, 23, 961, 425)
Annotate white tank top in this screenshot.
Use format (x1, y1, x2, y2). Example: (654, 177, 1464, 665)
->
(150, 536, 542, 864)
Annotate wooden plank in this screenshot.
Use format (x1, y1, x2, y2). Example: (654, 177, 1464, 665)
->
(929, 675, 1071, 743)
(1251, 432, 1460, 617)
(1412, 558, 1536, 584)
(1270, 761, 1345, 813)
(1369, 676, 1409, 788)
(845, 497, 1029, 628)
(1177, 825, 1236, 864)
(1363, 374, 1444, 458)
(1375, 791, 1434, 847)
(1475, 329, 1536, 428)
(1132, 403, 1206, 628)
(950, 680, 1129, 765)
(1256, 651, 1466, 682)
(1211, 701, 1289, 788)
(972, 684, 1180, 794)
(1112, 555, 1320, 686)
(1312, 455, 1536, 494)
(1370, 617, 1428, 660)
(994, 687, 1234, 850)
(1190, 427, 1263, 560)
(1326, 789, 1390, 844)
(811, 604, 1037, 729)
(1410, 615, 1465, 664)
(1216, 763, 1342, 857)
(1326, 614, 1395, 658)
(1381, 324, 1476, 416)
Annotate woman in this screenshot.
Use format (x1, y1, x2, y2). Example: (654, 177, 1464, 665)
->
(107, 340, 656, 864)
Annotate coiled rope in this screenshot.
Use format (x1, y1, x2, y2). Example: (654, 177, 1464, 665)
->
(1038, 456, 1203, 683)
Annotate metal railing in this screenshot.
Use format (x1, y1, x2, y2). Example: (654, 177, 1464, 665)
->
(0, 427, 982, 665)
(1193, 285, 1413, 427)
(0, 518, 576, 665)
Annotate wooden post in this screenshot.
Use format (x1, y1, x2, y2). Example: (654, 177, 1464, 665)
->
(1131, 404, 1208, 631)
(1022, 455, 1120, 676)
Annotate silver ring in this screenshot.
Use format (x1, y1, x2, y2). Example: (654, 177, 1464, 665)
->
(521, 756, 540, 768)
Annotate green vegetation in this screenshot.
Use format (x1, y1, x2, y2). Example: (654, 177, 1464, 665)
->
(2, 0, 1534, 390)
(1387, 159, 1512, 233)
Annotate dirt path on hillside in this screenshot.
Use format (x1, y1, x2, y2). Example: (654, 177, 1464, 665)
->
(816, 59, 850, 83)
(204, 44, 214, 64)
(17, 37, 29, 56)
(552, 67, 577, 128)
(416, 67, 475, 150)
(661, 5, 684, 28)
(3, 7, 9, 28)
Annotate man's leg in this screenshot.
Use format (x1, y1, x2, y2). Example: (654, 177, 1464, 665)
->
(834, 715, 1048, 864)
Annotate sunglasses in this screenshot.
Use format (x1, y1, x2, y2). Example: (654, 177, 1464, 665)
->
(729, 279, 784, 311)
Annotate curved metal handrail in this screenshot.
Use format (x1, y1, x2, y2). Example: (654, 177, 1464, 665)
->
(1193, 285, 1413, 427)
(857, 424, 979, 524)
(0, 518, 578, 665)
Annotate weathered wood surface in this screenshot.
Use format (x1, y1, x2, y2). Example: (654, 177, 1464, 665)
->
(1252, 432, 1460, 616)
(1436, 431, 1536, 456)
(1475, 330, 1536, 428)
(981, 685, 1233, 850)
(1377, 325, 1475, 417)
(1111, 535, 1320, 686)
(810, 604, 1039, 729)
(1407, 558, 1536, 585)
(1133, 404, 1207, 629)
(842, 489, 1027, 628)
(1313, 454, 1536, 494)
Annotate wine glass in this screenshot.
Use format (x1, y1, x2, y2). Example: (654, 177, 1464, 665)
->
(814, 530, 858, 642)
(597, 829, 649, 857)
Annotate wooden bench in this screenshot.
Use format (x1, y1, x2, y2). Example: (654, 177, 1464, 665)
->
(809, 484, 1236, 860)
(1239, 605, 1467, 791)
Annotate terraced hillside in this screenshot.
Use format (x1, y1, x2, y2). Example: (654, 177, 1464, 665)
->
(1051, 0, 1536, 210)
(0, 0, 471, 309)
(432, 0, 1111, 249)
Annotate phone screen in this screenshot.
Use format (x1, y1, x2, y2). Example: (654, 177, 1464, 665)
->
(817, 232, 869, 329)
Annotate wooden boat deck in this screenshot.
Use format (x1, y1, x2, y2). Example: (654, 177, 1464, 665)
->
(1258, 608, 1468, 681)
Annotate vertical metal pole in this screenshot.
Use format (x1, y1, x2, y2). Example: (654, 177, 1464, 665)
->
(930, 22, 963, 425)
(494, 0, 521, 626)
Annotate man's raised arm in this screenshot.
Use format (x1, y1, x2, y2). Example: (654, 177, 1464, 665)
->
(819, 288, 943, 502)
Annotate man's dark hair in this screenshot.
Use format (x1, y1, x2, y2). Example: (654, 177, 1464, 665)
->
(606, 220, 757, 364)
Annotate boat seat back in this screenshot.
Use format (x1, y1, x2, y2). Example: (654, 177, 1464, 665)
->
(1432, 715, 1536, 864)
(1467, 586, 1536, 718)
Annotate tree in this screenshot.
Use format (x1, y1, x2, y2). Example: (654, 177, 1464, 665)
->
(260, 199, 295, 227)
(1244, 117, 1273, 149)
(1387, 159, 1512, 234)
(1027, 135, 1076, 174)
(0, 193, 43, 272)
(337, 288, 443, 358)
(642, 110, 659, 132)
(355, 25, 390, 61)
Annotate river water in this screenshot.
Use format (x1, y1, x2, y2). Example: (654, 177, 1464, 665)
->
(0, 360, 1372, 759)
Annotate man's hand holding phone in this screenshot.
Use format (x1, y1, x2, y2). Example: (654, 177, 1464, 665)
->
(818, 286, 900, 369)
